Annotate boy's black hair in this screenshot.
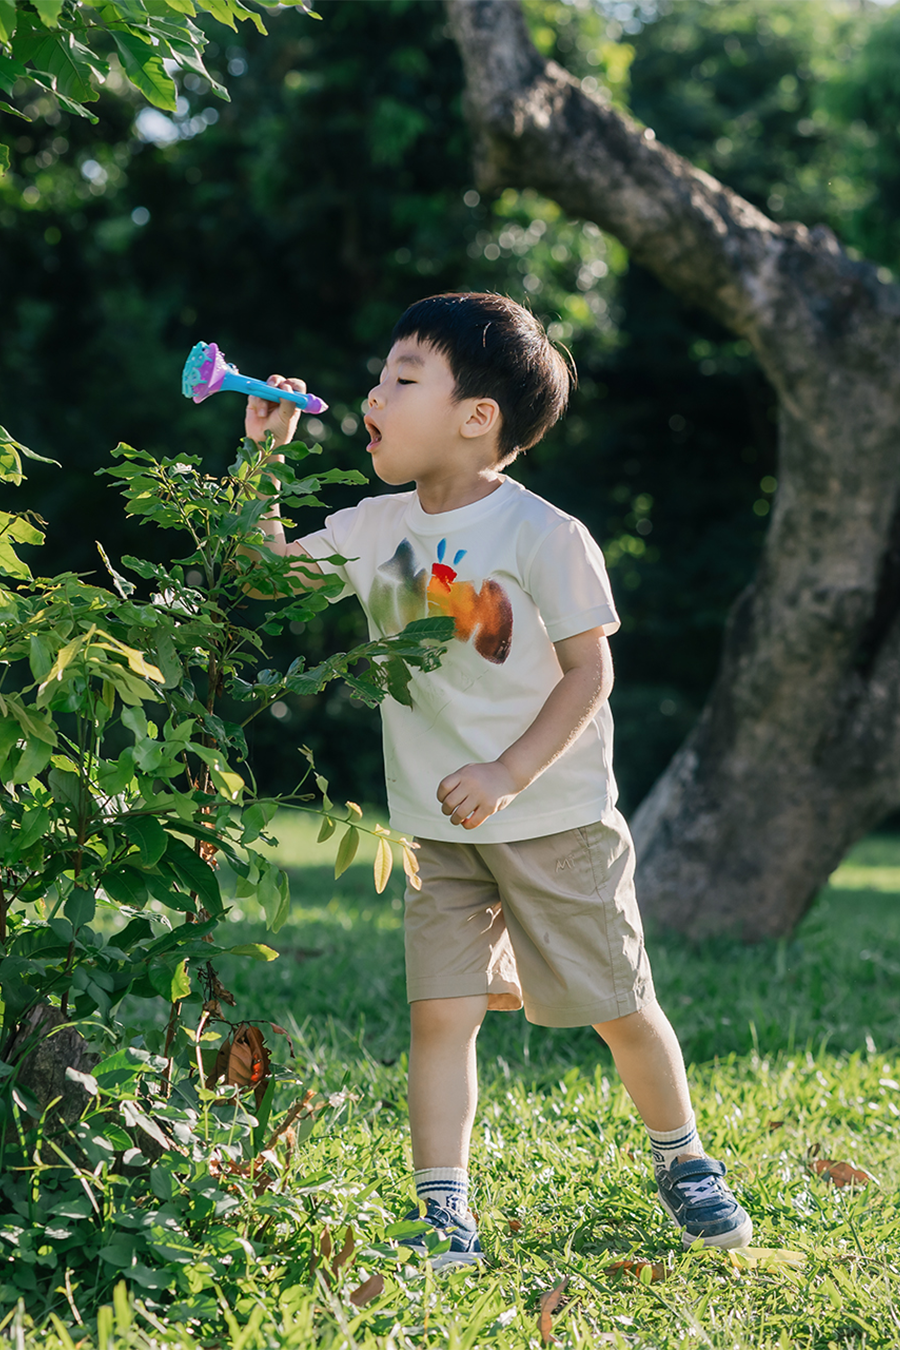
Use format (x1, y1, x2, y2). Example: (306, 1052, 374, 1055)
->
(390, 292, 575, 462)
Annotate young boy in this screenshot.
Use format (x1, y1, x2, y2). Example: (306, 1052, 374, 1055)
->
(246, 292, 752, 1264)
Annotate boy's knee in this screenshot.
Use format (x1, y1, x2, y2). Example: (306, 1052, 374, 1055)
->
(593, 1000, 664, 1046)
(410, 995, 487, 1040)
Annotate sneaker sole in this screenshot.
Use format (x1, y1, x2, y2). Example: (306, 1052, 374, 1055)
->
(659, 1194, 754, 1250)
(429, 1250, 485, 1271)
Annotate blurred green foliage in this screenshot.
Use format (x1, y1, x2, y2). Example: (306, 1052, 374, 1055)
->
(1, 0, 898, 813)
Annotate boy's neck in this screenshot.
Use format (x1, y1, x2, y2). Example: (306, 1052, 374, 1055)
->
(415, 468, 505, 516)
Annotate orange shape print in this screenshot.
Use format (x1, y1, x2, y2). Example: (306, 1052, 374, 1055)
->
(427, 561, 513, 665)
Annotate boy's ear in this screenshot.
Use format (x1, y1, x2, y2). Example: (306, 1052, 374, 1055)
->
(459, 397, 502, 441)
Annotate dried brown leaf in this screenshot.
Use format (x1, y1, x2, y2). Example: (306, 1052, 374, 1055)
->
(538, 1277, 568, 1345)
(332, 1227, 355, 1274)
(508, 1217, 523, 1233)
(349, 1274, 384, 1308)
(206, 1022, 271, 1106)
(809, 1159, 871, 1187)
(311, 1226, 333, 1277)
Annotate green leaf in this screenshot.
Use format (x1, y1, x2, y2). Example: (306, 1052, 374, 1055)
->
(230, 942, 278, 961)
(96, 542, 136, 599)
(317, 814, 336, 842)
(112, 31, 177, 111)
(189, 743, 244, 803)
(0, 0, 17, 46)
(334, 826, 359, 879)
(123, 815, 168, 868)
(36, 630, 86, 705)
(14, 32, 106, 102)
(197, 0, 265, 35)
(399, 616, 456, 640)
(29, 634, 52, 681)
(47, 765, 81, 809)
(0, 718, 21, 780)
(240, 800, 274, 844)
(257, 864, 289, 932)
(97, 747, 136, 796)
(10, 734, 53, 784)
(384, 656, 413, 708)
(0, 52, 27, 96)
(0, 141, 9, 172)
(32, 0, 64, 28)
(0, 508, 44, 579)
(102, 865, 149, 908)
(164, 834, 222, 914)
(64, 887, 96, 929)
(170, 957, 191, 1001)
(149, 1166, 174, 1201)
(18, 804, 49, 850)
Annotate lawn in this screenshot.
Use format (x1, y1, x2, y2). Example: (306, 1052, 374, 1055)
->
(8, 815, 900, 1349)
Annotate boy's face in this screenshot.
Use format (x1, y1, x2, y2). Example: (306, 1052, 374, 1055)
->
(364, 338, 480, 487)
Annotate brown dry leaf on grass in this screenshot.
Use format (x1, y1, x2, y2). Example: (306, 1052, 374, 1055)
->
(507, 1218, 523, 1233)
(538, 1277, 568, 1345)
(312, 1226, 357, 1286)
(604, 1258, 666, 1283)
(809, 1159, 872, 1186)
(349, 1274, 385, 1308)
(207, 1023, 271, 1107)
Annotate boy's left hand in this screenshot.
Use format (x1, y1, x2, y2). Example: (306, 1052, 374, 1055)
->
(437, 761, 519, 830)
(245, 375, 307, 450)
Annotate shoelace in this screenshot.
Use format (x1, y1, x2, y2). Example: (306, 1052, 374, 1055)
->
(675, 1176, 724, 1203)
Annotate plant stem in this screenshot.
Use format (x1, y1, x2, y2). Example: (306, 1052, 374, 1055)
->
(161, 1000, 182, 1098)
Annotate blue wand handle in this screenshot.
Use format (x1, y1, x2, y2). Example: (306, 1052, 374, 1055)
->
(219, 369, 326, 414)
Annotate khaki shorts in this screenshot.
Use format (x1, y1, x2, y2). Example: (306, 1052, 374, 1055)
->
(404, 809, 655, 1028)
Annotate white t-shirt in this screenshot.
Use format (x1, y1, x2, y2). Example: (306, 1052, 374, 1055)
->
(300, 477, 620, 843)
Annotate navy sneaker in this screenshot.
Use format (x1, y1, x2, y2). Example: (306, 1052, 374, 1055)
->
(656, 1157, 753, 1249)
(399, 1199, 484, 1269)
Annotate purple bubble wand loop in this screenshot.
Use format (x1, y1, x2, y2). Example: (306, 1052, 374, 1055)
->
(181, 341, 328, 415)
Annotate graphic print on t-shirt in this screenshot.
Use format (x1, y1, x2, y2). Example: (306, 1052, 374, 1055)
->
(368, 537, 513, 665)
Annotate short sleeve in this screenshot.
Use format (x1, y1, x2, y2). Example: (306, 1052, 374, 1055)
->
(525, 518, 620, 641)
(298, 504, 360, 603)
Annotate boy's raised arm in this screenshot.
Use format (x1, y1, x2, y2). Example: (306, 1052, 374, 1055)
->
(437, 627, 614, 830)
(241, 375, 325, 593)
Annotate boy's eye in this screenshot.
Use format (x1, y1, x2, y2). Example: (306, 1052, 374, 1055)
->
(397, 378, 415, 385)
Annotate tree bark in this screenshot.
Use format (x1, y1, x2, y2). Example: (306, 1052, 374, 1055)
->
(3, 1005, 98, 1140)
(446, 0, 900, 939)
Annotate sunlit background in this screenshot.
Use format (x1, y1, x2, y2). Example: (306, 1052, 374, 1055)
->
(3, 0, 899, 813)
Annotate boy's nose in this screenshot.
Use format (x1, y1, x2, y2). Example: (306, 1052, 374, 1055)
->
(367, 385, 384, 407)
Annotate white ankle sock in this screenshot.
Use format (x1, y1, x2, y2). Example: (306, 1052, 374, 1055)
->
(646, 1115, 704, 1171)
(414, 1167, 469, 1219)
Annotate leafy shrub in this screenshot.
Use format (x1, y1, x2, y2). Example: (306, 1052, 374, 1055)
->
(0, 422, 449, 1317)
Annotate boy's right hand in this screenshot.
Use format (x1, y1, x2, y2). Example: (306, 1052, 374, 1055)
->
(244, 375, 308, 452)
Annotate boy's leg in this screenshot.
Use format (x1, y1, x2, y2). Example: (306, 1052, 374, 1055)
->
(403, 994, 488, 1267)
(408, 994, 487, 1169)
(593, 999, 696, 1145)
(595, 999, 752, 1249)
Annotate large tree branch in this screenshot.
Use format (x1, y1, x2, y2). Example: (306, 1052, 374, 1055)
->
(448, 0, 900, 938)
(445, 0, 900, 414)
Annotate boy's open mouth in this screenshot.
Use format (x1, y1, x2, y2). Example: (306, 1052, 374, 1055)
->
(364, 417, 382, 450)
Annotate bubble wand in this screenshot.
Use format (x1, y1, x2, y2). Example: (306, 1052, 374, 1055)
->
(181, 341, 328, 414)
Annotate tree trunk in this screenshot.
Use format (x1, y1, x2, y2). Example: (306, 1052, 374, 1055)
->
(446, 0, 900, 939)
(3, 1005, 98, 1138)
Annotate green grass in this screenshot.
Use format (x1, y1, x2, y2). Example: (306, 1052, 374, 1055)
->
(10, 817, 900, 1349)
